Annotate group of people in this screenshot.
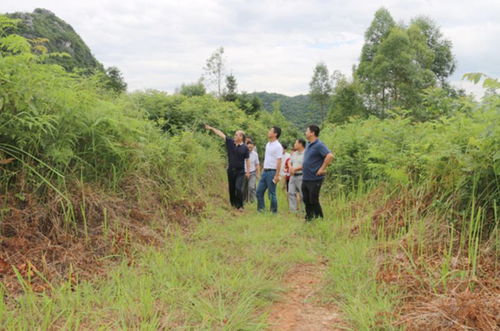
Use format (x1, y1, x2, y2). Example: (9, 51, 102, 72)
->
(204, 124, 333, 221)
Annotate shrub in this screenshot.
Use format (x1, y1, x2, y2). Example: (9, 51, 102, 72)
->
(321, 97, 499, 230)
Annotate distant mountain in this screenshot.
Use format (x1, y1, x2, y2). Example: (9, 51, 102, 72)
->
(7, 8, 103, 72)
(249, 92, 322, 128)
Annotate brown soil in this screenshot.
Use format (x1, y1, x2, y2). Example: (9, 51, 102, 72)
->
(267, 262, 347, 331)
(0, 182, 208, 295)
(399, 289, 500, 330)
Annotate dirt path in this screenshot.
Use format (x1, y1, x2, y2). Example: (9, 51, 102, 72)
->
(267, 262, 347, 330)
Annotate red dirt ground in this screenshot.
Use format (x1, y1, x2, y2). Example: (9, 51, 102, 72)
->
(267, 263, 347, 331)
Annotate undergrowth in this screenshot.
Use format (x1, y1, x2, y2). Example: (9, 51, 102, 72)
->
(0, 208, 315, 329)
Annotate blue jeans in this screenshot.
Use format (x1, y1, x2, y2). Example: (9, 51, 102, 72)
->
(256, 170, 278, 213)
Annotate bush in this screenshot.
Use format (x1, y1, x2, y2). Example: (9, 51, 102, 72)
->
(321, 98, 499, 228)
(0, 29, 226, 211)
(127, 90, 301, 152)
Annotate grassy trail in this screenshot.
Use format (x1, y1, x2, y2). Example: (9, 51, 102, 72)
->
(267, 262, 344, 330)
(1, 196, 396, 330)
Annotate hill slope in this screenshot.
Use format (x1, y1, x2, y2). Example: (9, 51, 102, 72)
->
(249, 91, 322, 128)
(7, 8, 103, 72)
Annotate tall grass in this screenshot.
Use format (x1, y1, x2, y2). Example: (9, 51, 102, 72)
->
(0, 30, 231, 230)
(301, 189, 400, 330)
(0, 210, 315, 329)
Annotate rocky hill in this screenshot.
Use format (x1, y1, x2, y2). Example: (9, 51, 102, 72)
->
(7, 8, 102, 72)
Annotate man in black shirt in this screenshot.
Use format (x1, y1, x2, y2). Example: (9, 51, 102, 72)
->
(205, 124, 250, 210)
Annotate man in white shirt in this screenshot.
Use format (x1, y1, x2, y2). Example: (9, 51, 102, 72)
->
(244, 140, 260, 203)
(288, 139, 306, 212)
(256, 126, 283, 213)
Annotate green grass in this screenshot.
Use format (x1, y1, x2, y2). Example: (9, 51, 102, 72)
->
(303, 194, 399, 331)
(1, 190, 405, 330)
(0, 206, 316, 330)
(321, 228, 398, 330)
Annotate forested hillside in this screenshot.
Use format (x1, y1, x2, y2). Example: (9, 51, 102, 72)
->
(4, 9, 127, 93)
(6, 8, 102, 72)
(0, 7, 498, 330)
(249, 92, 321, 128)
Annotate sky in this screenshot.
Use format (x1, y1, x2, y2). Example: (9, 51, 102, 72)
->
(2, 0, 499, 97)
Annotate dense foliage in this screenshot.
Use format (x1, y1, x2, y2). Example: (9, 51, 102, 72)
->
(0, 13, 301, 211)
(249, 91, 321, 128)
(0, 17, 226, 217)
(130, 90, 300, 150)
(1, 9, 498, 330)
(318, 8, 464, 125)
(322, 87, 499, 229)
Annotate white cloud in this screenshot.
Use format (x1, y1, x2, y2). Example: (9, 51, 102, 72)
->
(2, 0, 499, 96)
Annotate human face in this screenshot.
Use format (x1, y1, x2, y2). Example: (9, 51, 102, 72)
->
(294, 140, 303, 151)
(305, 128, 314, 141)
(248, 143, 254, 151)
(267, 127, 276, 140)
(234, 131, 244, 144)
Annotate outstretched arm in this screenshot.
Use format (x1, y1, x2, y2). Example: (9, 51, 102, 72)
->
(204, 124, 226, 140)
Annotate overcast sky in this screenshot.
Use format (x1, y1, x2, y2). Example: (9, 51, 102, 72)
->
(3, 0, 499, 96)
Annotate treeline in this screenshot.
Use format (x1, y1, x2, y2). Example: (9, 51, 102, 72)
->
(175, 47, 265, 118)
(130, 89, 299, 150)
(310, 8, 469, 125)
(179, 8, 475, 129)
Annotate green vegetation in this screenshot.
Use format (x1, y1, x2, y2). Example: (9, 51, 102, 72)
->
(203, 46, 226, 98)
(309, 62, 332, 122)
(131, 90, 300, 149)
(313, 198, 399, 330)
(0, 24, 215, 205)
(178, 80, 207, 97)
(249, 91, 321, 128)
(7, 9, 102, 72)
(0, 208, 316, 329)
(317, 74, 499, 328)
(322, 85, 499, 233)
(5, 9, 127, 94)
(310, 7, 466, 126)
(0, 190, 404, 330)
(1, 7, 499, 330)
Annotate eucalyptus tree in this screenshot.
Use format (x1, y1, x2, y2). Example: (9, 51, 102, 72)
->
(309, 62, 332, 122)
(203, 47, 226, 98)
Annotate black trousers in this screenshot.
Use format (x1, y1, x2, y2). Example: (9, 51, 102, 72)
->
(227, 168, 245, 209)
(301, 179, 324, 220)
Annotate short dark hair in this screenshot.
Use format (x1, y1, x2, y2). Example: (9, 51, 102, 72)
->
(282, 143, 288, 150)
(247, 140, 254, 145)
(308, 125, 320, 137)
(296, 138, 306, 148)
(272, 126, 282, 139)
(237, 131, 246, 143)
